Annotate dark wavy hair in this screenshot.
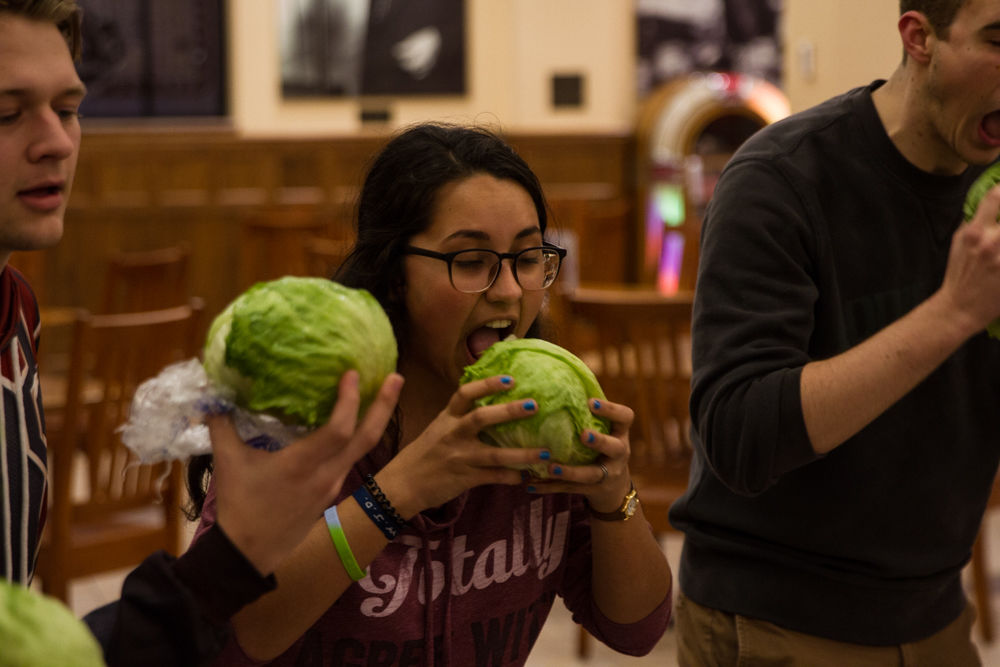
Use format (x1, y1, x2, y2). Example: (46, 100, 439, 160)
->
(186, 123, 553, 519)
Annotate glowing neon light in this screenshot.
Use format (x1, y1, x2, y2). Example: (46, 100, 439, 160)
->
(657, 230, 685, 295)
(654, 183, 685, 227)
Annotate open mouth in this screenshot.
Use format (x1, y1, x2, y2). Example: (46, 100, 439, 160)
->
(980, 110, 1000, 147)
(466, 319, 516, 361)
(17, 183, 64, 211)
(19, 183, 62, 197)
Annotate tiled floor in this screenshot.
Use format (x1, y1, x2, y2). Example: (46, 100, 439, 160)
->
(63, 510, 1000, 666)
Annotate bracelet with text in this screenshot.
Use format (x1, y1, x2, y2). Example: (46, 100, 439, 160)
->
(353, 484, 404, 540)
(323, 505, 366, 581)
(364, 474, 408, 531)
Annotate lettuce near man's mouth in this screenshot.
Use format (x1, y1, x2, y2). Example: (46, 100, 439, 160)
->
(962, 162, 1000, 339)
(203, 276, 398, 426)
(460, 337, 610, 477)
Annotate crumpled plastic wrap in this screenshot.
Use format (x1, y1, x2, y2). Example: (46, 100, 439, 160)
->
(118, 358, 311, 464)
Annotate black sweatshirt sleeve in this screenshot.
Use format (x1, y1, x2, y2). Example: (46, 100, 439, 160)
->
(690, 156, 820, 495)
(83, 524, 276, 667)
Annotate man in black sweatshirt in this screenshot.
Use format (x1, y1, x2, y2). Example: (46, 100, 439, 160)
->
(670, 0, 1000, 664)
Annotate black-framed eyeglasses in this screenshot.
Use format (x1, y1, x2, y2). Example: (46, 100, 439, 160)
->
(403, 243, 567, 293)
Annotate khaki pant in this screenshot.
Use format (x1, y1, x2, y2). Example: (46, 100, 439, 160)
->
(675, 590, 981, 667)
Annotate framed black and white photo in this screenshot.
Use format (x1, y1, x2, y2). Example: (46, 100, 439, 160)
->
(76, 0, 227, 117)
(279, 0, 466, 98)
(637, 0, 782, 97)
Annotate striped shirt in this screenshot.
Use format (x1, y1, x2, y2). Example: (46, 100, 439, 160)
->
(0, 266, 47, 584)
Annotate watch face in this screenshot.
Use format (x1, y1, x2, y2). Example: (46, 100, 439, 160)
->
(624, 496, 639, 516)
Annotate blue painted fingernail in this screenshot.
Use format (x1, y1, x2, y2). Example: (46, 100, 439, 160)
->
(520, 470, 531, 482)
(553, 466, 563, 476)
(526, 485, 537, 493)
(523, 400, 536, 411)
(587, 431, 595, 444)
(539, 451, 550, 460)
(500, 375, 512, 385)
(592, 400, 601, 410)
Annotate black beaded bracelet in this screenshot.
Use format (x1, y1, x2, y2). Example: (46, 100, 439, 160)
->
(362, 474, 408, 535)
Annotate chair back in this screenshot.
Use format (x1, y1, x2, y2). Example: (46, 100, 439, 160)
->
(36, 299, 204, 603)
(548, 192, 631, 284)
(239, 205, 331, 288)
(565, 286, 693, 533)
(101, 242, 192, 313)
(304, 235, 353, 278)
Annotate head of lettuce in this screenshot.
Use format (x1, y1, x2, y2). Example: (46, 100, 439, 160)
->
(0, 581, 106, 667)
(961, 161, 1000, 340)
(203, 276, 398, 427)
(460, 337, 610, 477)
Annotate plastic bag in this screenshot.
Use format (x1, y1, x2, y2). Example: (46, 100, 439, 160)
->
(118, 358, 310, 464)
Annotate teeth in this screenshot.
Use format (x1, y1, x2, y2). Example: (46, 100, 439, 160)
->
(485, 320, 512, 329)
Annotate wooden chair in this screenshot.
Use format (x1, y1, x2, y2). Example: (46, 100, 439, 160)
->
(35, 243, 195, 416)
(35, 299, 205, 604)
(548, 192, 631, 285)
(100, 242, 192, 313)
(563, 285, 694, 657)
(9, 249, 49, 304)
(304, 235, 353, 278)
(239, 205, 332, 289)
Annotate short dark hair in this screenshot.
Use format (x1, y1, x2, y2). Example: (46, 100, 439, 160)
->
(335, 122, 550, 346)
(0, 0, 82, 58)
(900, 0, 966, 35)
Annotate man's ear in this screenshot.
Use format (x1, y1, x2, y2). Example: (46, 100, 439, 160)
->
(899, 10, 935, 65)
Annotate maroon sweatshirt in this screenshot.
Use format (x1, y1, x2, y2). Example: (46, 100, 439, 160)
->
(195, 465, 671, 666)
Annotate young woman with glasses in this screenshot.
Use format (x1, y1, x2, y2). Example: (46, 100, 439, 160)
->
(188, 122, 672, 666)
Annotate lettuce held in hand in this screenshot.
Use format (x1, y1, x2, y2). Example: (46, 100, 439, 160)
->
(460, 337, 610, 477)
(203, 276, 397, 426)
(962, 162, 1000, 339)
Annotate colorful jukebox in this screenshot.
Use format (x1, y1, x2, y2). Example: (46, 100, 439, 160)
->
(635, 72, 790, 293)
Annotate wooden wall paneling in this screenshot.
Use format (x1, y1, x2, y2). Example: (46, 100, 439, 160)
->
(36, 129, 635, 336)
(508, 134, 634, 188)
(94, 154, 153, 209)
(275, 145, 327, 207)
(154, 149, 215, 208)
(214, 145, 274, 207)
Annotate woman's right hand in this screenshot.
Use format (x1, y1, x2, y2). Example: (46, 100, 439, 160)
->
(377, 374, 548, 517)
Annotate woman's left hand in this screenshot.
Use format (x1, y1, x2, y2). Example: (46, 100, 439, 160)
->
(524, 397, 634, 512)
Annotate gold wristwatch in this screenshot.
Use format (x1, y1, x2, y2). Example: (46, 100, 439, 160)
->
(589, 482, 639, 522)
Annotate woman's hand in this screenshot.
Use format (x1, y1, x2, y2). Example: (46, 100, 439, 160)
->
(378, 375, 551, 518)
(522, 397, 635, 512)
